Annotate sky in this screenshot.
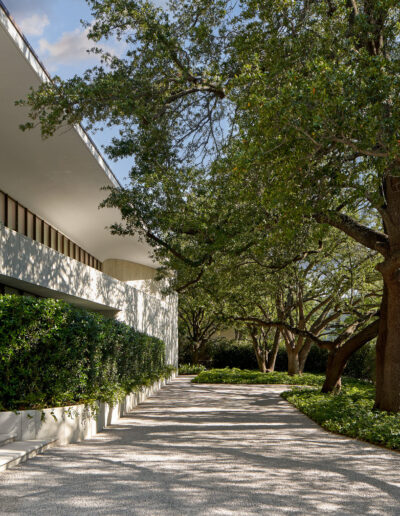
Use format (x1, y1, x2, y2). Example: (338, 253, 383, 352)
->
(4, 0, 166, 183)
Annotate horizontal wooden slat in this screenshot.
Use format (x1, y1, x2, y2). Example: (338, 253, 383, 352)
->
(0, 189, 102, 271)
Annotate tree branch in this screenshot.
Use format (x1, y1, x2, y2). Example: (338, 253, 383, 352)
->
(144, 228, 211, 267)
(331, 319, 379, 362)
(231, 316, 326, 347)
(331, 137, 387, 157)
(314, 212, 389, 256)
(176, 268, 206, 293)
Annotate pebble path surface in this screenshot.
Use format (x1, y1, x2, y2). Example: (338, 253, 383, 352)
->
(1, 376, 400, 515)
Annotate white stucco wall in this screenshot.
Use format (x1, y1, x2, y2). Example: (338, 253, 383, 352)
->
(0, 224, 178, 366)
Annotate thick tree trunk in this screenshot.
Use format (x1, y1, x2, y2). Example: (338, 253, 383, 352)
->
(374, 175, 400, 412)
(267, 328, 280, 372)
(374, 285, 387, 408)
(321, 352, 343, 393)
(321, 320, 379, 393)
(251, 339, 267, 372)
(192, 339, 207, 364)
(374, 276, 400, 411)
(287, 348, 300, 376)
(248, 326, 268, 372)
(192, 343, 200, 365)
(299, 338, 312, 374)
(255, 351, 267, 373)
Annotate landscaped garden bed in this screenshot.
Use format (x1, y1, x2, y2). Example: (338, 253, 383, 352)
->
(192, 367, 326, 386)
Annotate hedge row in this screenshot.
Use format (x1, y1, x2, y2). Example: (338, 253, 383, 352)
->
(179, 339, 375, 381)
(0, 295, 171, 411)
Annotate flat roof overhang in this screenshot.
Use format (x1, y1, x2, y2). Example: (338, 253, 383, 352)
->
(0, 5, 156, 267)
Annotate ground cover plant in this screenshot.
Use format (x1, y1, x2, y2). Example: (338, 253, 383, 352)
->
(178, 364, 207, 375)
(282, 387, 400, 451)
(0, 295, 172, 410)
(192, 368, 326, 386)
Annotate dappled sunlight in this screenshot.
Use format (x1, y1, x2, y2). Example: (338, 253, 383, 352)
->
(0, 377, 399, 515)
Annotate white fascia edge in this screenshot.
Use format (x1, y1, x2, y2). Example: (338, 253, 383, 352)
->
(0, 6, 121, 189)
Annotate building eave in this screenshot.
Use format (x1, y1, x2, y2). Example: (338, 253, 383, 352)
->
(0, 2, 157, 268)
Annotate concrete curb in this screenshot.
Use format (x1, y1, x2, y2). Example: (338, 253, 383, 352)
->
(0, 373, 176, 447)
(0, 438, 58, 472)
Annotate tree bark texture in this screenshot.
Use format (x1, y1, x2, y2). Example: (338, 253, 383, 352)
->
(299, 338, 312, 374)
(321, 320, 379, 393)
(249, 328, 268, 372)
(287, 347, 300, 375)
(374, 175, 400, 412)
(267, 328, 280, 372)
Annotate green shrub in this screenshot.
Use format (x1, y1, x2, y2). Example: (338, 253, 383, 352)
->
(300, 345, 328, 374)
(345, 341, 375, 381)
(0, 295, 171, 410)
(282, 385, 400, 450)
(179, 363, 207, 375)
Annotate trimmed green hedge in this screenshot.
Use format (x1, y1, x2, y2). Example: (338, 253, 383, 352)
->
(0, 295, 171, 411)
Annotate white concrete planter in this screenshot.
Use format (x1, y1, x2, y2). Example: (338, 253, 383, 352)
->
(0, 373, 175, 446)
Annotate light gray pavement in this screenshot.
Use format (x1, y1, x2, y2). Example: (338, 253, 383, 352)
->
(1, 376, 400, 515)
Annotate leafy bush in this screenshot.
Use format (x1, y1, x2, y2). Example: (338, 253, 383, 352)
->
(179, 364, 207, 375)
(0, 295, 172, 410)
(282, 385, 400, 450)
(301, 345, 328, 374)
(345, 341, 376, 381)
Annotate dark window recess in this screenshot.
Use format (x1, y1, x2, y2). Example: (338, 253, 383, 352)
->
(0, 282, 42, 298)
(0, 190, 102, 271)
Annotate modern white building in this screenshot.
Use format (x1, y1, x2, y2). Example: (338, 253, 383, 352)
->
(0, 3, 178, 365)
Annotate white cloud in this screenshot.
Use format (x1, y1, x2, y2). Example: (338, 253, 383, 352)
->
(38, 26, 125, 71)
(19, 13, 49, 36)
(39, 27, 95, 65)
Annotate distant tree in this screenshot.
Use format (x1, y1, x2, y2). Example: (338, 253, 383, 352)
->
(189, 232, 380, 385)
(178, 287, 225, 364)
(246, 325, 281, 374)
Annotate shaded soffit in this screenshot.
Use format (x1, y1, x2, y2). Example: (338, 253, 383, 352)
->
(0, 5, 157, 267)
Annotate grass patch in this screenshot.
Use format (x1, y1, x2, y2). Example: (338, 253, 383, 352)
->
(192, 367, 326, 386)
(283, 385, 400, 450)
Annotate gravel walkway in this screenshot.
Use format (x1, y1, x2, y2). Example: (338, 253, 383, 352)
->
(1, 376, 400, 515)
